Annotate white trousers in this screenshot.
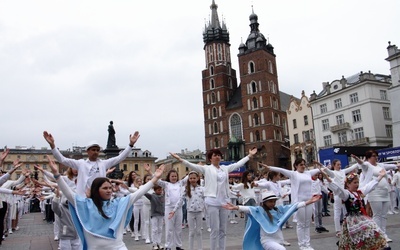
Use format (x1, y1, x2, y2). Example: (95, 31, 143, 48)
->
(151, 215, 164, 245)
(295, 204, 313, 248)
(59, 238, 81, 250)
(133, 204, 143, 236)
(207, 205, 229, 250)
(187, 211, 203, 250)
(369, 200, 389, 233)
(333, 195, 346, 232)
(142, 203, 151, 241)
(164, 206, 183, 248)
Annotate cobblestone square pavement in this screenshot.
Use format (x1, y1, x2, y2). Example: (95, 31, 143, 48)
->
(3, 208, 400, 250)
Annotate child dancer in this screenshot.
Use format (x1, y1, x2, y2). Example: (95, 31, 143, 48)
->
(157, 169, 188, 250)
(142, 173, 153, 244)
(233, 171, 257, 225)
(170, 171, 205, 250)
(223, 191, 320, 250)
(319, 165, 388, 249)
(129, 177, 144, 241)
(145, 185, 165, 250)
(259, 160, 323, 250)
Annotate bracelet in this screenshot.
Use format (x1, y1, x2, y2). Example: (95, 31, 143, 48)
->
(53, 174, 61, 179)
(129, 144, 134, 147)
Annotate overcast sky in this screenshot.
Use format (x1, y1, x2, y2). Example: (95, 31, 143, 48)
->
(1, 0, 399, 160)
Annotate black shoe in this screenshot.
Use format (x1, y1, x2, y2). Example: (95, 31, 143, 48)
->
(315, 228, 322, 233)
(319, 226, 329, 232)
(324, 213, 330, 217)
(176, 248, 184, 250)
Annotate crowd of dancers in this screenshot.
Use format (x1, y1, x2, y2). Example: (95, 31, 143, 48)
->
(0, 130, 399, 250)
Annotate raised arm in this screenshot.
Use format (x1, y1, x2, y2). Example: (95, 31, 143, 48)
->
(0, 159, 23, 186)
(170, 152, 205, 174)
(0, 148, 10, 166)
(258, 163, 293, 178)
(47, 155, 76, 206)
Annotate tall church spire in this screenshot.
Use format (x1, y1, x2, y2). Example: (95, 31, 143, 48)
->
(203, 0, 229, 44)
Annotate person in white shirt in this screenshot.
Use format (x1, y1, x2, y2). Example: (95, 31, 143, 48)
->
(170, 171, 205, 250)
(259, 158, 325, 250)
(233, 170, 257, 225)
(387, 170, 398, 214)
(157, 169, 188, 250)
(43, 130, 140, 198)
(170, 147, 257, 250)
(48, 155, 165, 250)
(352, 151, 400, 243)
(319, 159, 359, 237)
(393, 169, 400, 209)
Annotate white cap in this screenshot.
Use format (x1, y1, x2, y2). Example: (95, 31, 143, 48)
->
(261, 191, 279, 202)
(85, 141, 102, 151)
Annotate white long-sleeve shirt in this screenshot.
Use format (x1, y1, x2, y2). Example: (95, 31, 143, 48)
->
(268, 167, 320, 203)
(51, 145, 132, 197)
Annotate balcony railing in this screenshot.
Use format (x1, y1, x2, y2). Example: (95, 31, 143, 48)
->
(330, 122, 350, 132)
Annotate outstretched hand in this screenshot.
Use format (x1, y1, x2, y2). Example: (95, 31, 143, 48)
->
(248, 147, 257, 157)
(43, 131, 55, 149)
(0, 148, 10, 163)
(169, 152, 182, 162)
(129, 131, 140, 146)
(258, 162, 269, 170)
(351, 154, 364, 164)
(46, 155, 59, 175)
(153, 164, 165, 179)
(222, 202, 237, 210)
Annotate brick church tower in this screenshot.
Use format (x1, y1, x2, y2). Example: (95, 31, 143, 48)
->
(201, 1, 289, 170)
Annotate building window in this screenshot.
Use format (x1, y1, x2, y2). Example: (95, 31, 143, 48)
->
(252, 97, 258, 109)
(249, 62, 255, 74)
(352, 109, 362, 123)
(211, 92, 216, 104)
(268, 60, 273, 74)
(212, 107, 218, 118)
(134, 164, 139, 171)
(334, 98, 342, 109)
(354, 127, 364, 140)
(386, 125, 393, 137)
(255, 130, 261, 141)
(251, 82, 257, 93)
(214, 138, 219, 148)
(272, 97, 278, 109)
(322, 119, 329, 130)
(304, 115, 309, 126)
(210, 79, 215, 89)
(274, 113, 280, 125)
(293, 119, 297, 129)
(230, 114, 243, 140)
(350, 93, 358, 103)
(383, 107, 391, 119)
(294, 134, 299, 144)
(338, 131, 347, 143)
(123, 164, 127, 171)
(303, 130, 310, 141)
(43, 164, 47, 169)
(380, 90, 387, 100)
(213, 122, 219, 134)
(320, 103, 327, 114)
(254, 114, 259, 126)
(217, 44, 222, 61)
(336, 114, 345, 125)
(323, 135, 332, 146)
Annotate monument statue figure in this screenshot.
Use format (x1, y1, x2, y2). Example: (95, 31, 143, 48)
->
(107, 121, 117, 148)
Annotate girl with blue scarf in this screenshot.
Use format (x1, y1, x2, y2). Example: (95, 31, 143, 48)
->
(47, 155, 165, 250)
(223, 191, 320, 250)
